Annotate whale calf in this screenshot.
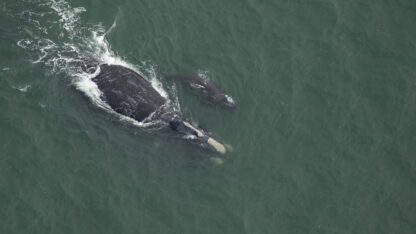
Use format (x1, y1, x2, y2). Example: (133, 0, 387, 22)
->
(90, 64, 227, 154)
(165, 75, 236, 109)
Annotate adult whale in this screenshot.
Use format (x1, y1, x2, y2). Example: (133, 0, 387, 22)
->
(91, 64, 227, 154)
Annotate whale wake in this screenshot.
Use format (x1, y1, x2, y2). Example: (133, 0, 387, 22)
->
(16, 0, 177, 128)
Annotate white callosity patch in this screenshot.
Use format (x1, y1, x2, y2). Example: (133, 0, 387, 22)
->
(196, 69, 210, 83)
(225, 94, 235, 105)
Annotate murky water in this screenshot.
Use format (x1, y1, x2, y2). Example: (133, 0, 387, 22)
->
(1, 0, 416, 233)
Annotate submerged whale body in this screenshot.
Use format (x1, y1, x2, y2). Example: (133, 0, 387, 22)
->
(91, 64, 227, 154)
(165, 75, 236, 109)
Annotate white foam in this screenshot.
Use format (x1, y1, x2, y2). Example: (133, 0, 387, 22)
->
(49, 0, 86, 36)
(12, 84, 31, 92)
(146, 64, 168, 98)
(16, 0, 175, 128)
(72, 68, 146, 126)
(32, 39, 56, 63)
(18, 85, 31, 92)
(16, 39, 32, 49)
(73, 68, 108, 109)
(88, 30, 169, 99)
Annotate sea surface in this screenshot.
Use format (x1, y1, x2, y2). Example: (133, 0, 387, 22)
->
(1, 0, 416, 233)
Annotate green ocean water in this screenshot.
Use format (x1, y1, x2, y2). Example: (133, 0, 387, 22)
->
(1, 0, 416, 233)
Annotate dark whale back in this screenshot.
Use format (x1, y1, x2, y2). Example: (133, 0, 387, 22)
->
(92, 64, 167, 121)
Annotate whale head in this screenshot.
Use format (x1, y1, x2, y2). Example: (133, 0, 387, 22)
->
(169, 118, 226, 154)
(212, 94, 236, 109)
